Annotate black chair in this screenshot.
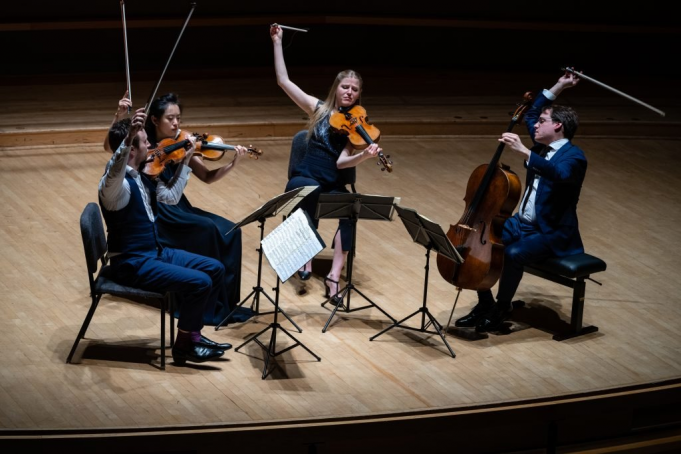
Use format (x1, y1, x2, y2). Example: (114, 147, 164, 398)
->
(517, 253, 606, 341)
(66, 203, 175, 369)
(288, 129, 356, 193)
(288, 130, 308, 181)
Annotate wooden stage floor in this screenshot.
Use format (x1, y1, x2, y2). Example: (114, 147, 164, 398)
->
(1, 70, 680, 447)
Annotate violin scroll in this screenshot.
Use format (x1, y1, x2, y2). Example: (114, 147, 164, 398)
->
(377, 153, 393, 172)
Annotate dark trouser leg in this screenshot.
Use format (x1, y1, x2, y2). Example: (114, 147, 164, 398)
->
(328, 186, 352, 252)
(476, 217, 553, 332)
(495, 216, 553, 307)
(472, 216, 552, 331)
(130, 249, 225, 332)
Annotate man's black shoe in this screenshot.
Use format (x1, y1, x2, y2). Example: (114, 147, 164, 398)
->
(455, 302, 493, 328)
(172, 344, 224, 366)
(475, 304, 512, 333)
(197, 335, 232, 351)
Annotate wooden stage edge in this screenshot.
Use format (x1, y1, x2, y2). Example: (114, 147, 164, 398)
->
(2, 379, 681, 453)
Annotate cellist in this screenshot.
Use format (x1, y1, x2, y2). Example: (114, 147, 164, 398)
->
(456, 71, 586, 332)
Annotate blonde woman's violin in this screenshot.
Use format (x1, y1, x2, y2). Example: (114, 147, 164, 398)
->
(329, 105, 393, 172)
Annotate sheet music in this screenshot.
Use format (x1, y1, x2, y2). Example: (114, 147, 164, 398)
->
(261, 208, 325, 282)
(278, 185, 318, 218)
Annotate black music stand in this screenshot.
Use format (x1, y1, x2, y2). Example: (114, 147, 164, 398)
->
(235, 209, 322, 379)
(316, 193, 397, 332)
(215, 187, 305, 332)
(370, 206, 463, 358)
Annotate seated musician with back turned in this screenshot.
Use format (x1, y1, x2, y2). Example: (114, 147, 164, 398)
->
(456, 71, 586, 332)
(100, 108, 232, 365)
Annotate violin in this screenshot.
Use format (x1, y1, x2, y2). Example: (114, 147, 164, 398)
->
(143, 130, 262, 177)
(329, 105, 393, 172)
(436, 92, 533, 291)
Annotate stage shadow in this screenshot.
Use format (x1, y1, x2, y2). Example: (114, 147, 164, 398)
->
(235, 330, 315, 380)
(510, 298, 602, 341)
(70, 339, 227, 371)
(73, 339, 167, 370)
(442, 297, 602, 342)
(371, 326, 457, 359)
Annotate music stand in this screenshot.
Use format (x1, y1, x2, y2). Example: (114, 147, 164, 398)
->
(370, 205, 463, 358)
(316, 193, 397, 332)
(215, 187, 307, 331)
(235, 209, 322, 379)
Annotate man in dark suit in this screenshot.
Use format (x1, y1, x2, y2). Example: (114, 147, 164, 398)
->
(456, 71, 586, 332)
(100, 108, 232, 365)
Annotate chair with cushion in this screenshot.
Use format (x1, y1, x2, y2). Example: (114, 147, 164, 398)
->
(517, 252, 607, 341)
(66, 203, 174, 369)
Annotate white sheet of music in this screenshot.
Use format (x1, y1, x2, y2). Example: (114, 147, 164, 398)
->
(261, 208, 325, 282)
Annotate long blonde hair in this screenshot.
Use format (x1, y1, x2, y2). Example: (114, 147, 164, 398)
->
(306, 69, 363, 140)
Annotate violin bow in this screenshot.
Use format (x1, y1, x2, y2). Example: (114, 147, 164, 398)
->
(144, 2, 197, 116)
(562, 67, 665, 117)
(120, 0, 132, 113)
(271, 23, 309, 33)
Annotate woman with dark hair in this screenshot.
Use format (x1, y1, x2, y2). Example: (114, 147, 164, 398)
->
(270, 25, 383, 305)
(141, 93, 252, 325)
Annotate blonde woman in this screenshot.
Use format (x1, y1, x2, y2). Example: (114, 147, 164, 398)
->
(270, 24, 382, 304)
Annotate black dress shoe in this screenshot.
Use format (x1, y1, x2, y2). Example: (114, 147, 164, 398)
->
(476, 304, 512, 333)
(455, 303, 493, 328)
(297, 270, 312, 281)
(197, 335, 232, 351)
(172, 344, 224, 366)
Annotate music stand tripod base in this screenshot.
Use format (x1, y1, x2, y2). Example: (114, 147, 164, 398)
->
(369, 205, 462, 358)
(235, 277, 321, 379)
(234, 208, 324, 379)
(316, 193, 398, 332)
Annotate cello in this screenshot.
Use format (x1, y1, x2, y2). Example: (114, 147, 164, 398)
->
(437, 92, 533, 291)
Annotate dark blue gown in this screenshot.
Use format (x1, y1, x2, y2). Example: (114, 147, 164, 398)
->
(157, 163, 250, 325)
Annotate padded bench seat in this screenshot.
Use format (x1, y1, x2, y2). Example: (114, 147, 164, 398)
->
(520, 253, 606, 341)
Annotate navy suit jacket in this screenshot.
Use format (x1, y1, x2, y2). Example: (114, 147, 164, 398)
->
(521, 92, 587, 256)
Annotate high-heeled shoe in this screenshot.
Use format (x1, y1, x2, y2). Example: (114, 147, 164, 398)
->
(297, 263, 312, 281)
(324, 276, 343, 306)
(297, 270, 312, 281)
